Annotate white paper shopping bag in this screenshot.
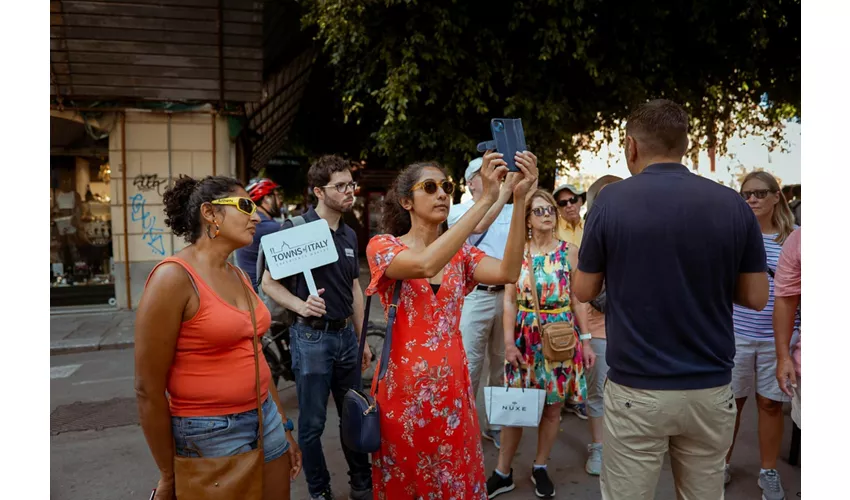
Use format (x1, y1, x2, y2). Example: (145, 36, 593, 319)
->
(483, 386, 546, 428)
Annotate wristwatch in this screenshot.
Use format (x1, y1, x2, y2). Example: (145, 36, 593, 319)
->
(282, 418, 294, 432)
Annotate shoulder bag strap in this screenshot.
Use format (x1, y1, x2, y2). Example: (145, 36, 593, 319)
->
(238, 271, 264, 449)
(527, 246, 543, 327)
(356, 295, 371, 391)
(378, 282, 403, 382)
(357, 281, 403, 393)
(523, 247, 540, 388)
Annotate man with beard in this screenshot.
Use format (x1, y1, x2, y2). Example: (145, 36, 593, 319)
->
(262, 155, 373, 500)
(237, 177, 284, 290)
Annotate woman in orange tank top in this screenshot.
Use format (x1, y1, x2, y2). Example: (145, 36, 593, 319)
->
(135, 175, 302, 500)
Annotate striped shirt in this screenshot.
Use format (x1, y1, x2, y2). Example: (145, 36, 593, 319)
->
(733, 231, 801, 340)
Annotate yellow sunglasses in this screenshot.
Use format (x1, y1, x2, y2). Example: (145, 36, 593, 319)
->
(210, 197, 257, 216)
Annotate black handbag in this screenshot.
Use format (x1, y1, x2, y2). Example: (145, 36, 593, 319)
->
(341, 282, 402, 454)
(590, 281, 607, 313)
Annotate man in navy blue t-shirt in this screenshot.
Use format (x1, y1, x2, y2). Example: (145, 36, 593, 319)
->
(574, 99, 768, 499)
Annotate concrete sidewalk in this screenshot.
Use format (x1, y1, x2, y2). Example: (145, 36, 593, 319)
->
(50, 310, 135, 355)
(50, 260, 384, 355)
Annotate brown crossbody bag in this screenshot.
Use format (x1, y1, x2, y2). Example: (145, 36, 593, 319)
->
(526, 246, 577, 362)
(173, 272, 265, 499)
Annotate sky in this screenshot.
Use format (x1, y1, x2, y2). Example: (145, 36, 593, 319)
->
(457, 120, 800, 204)
(556, 120, 801, 190)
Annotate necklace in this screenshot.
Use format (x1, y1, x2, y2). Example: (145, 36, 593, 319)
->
(530, 239, 558, 255)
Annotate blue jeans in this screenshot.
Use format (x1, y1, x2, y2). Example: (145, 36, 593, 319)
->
(171, 391, 290, 463)
(290, 322, 371, 496)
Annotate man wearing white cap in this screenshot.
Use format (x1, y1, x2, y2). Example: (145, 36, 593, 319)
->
(447, 156, 536, 448)
(553, 184, 587, 248)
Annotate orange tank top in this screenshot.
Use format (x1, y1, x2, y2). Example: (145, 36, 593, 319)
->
(146, 256, 272, 417)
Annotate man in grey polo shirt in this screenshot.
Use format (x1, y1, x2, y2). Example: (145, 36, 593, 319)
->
(448, 157, 536, 448)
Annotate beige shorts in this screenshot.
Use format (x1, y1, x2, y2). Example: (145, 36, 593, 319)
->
(601, 380, 736, 500)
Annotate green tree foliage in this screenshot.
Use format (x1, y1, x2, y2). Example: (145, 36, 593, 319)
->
(301, 0, 799, 186)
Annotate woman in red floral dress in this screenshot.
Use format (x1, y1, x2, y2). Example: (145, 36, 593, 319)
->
(365, 152, 538, 499)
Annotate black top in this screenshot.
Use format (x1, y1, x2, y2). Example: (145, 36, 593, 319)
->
(278, 208, 360, 321)
(430, 283, 441, 294)
(578, 163, 766, 391)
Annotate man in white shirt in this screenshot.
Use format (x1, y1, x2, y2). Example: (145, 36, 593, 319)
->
(448, 157, 535, 448)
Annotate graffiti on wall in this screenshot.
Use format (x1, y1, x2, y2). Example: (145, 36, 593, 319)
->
(133, 174, 168, 195)
(129, 193, 166, 256)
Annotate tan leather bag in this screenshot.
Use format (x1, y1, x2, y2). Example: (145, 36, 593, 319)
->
(173, 273, 265, 500)
(527, 247, 577, 362)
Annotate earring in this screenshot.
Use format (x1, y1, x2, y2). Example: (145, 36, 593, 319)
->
(206, 219, 220, 239)
(527, 227, 532, 239)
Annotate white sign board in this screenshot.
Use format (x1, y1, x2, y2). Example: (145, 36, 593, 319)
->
(261, 219, 339, 296)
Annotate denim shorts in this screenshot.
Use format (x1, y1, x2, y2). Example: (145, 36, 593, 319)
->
(172, 391, 290, 463)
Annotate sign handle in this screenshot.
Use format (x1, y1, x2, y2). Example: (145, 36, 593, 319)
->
(303, 270, 319, 297)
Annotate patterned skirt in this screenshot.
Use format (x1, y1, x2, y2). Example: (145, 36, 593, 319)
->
(504, 308, 587, 405)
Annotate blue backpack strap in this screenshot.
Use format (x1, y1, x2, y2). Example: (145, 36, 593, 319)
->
(471, 229, 489, 247)
(255, 215, 306, 289)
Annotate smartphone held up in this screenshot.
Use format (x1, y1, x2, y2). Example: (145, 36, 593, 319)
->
(476, 118, 528, 172)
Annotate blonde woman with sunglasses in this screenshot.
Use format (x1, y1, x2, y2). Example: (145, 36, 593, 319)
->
(135, 175, 302, 500)
(365, 151, 538, 499)
(487, 189, 591, 499)
(725, 171, 798, 499)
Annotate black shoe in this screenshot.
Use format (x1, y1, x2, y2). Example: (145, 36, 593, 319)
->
(486, 469, 515, 498)
(531, 466, 555, 498)
(349, 487, 373, 500)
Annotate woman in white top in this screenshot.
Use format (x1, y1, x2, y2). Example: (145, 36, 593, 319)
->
(725, 171, 798, 499)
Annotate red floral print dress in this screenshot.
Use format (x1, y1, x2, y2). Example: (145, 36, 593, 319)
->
(366, 234, 488, 500)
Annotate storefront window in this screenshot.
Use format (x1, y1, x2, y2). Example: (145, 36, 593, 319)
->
(50, 156, 115, 306)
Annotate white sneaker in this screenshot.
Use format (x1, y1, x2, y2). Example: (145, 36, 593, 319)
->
(585, 443, 602, 476)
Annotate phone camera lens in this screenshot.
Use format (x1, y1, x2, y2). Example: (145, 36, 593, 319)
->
(494, 120, 504, 132)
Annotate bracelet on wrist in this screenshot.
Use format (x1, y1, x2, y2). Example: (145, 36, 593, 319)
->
(579, 333, 592, 341)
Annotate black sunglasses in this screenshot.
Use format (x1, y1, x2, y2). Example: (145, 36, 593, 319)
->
(741, 189, 776, 200)
(557, 196, 581, 207)
(412, 179, 455, 195)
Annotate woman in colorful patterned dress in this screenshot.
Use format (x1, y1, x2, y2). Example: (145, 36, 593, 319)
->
(366, 151, 538, 499)
(487, 190, 594, 499)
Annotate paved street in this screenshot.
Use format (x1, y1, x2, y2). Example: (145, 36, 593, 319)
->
(51, 349, 800, 499)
